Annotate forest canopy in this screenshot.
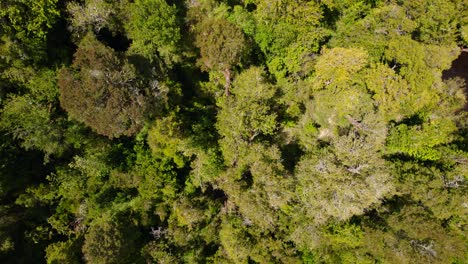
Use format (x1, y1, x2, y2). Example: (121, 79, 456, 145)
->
(0, 0, 467, 263)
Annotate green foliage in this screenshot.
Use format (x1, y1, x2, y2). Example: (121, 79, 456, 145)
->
(392, 156, 467, 221)
(147, 115, 187, 168)
(361, 204, 466, 263)
(253, 0, 324, 56)
(218, 218, 252, 263)
(365, 63, 415, 121)
(323, 223, 364, 249)
(0, 206, 17, 255)
(401, 0, 459, 45)
(66, 0, 129, 36)
(0, 94, 67, 157)
(125, 0, 181, 65)
(386, 117, 458, 161)
(58, 33, 160, 138)
(0, 0, 59, 39)
(295, 140, 392, 224)
(0, 0, 59, 60)
(45, 239, 81, 264)
(461, 25, 468, 45)
(134, 143, 179, 204)
(195, 17, 248, 72)
(216, 67, 277, 164)
(253, 0, 329, 79)
(82, 214, 140, 264)
(141, 241, 177, 263)
(1, 0, 467, 263)
(228, 5, 256, 36)
(0, 66, 79, 159)
(312, 47, 368, 91)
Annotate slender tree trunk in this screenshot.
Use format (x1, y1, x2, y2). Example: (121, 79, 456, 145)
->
(223, 68, 231, 96)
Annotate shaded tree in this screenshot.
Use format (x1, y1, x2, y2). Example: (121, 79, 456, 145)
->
(58, 33, 162, 138)
(82, 215, 140, 264)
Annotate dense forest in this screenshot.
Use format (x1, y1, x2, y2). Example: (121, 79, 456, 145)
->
(0, 0, 467, 263)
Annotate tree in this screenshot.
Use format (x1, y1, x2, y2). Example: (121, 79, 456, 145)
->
(45, 239, 81, 264)
(124, 0, 181, 66)
(329, 4, 417, 60)
(0, 69, 70, 157)
(295, 133, 393, 225)
(82, 215, 140, 264)
(1, 0, 468, 262)
(293, 47, 393, 224)
(58, 33, 160, 138)
(147, 115, 187, 168)
(386, 117, 458, 161)
(253, 0, 329, 80)
(216, 67, 277, 164)
(0, 0, 59, 61)
(195, 18, 248, 96)
(217, 215, 301, 263)
(0, 95, 67, 157)
(295, 47, 376, 144)
(401, 0, 459, 45)
(361, 204, 465, 263)
(311, 47, 368, 91)
(66, 0, 116, 34)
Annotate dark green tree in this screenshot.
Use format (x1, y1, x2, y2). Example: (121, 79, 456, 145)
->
(58, 33, 161, 138)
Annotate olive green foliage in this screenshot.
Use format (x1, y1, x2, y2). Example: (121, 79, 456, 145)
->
(216, 67, 277, 164)
(386, 118, 458, 161)
(401, 0, 459, 45)
(195, 17, 248, 72)
(147, 114, 187, 168)
(0, 94, 65, 156)
(82, 215, 140, 264)
(58, 34, 160, 138)
(45, 239, 81, 264)
(0, 68, 82, 160)
(0, 0, 467, 263)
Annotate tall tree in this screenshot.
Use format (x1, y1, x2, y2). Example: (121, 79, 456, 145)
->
(216, 67, 277, 164)
(0, 0, 59, 61)
(195, 18, 248, 96)
(82, 215, 140, 264)
(124, 0, 181, 66)
(58, 33, 162, 138)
